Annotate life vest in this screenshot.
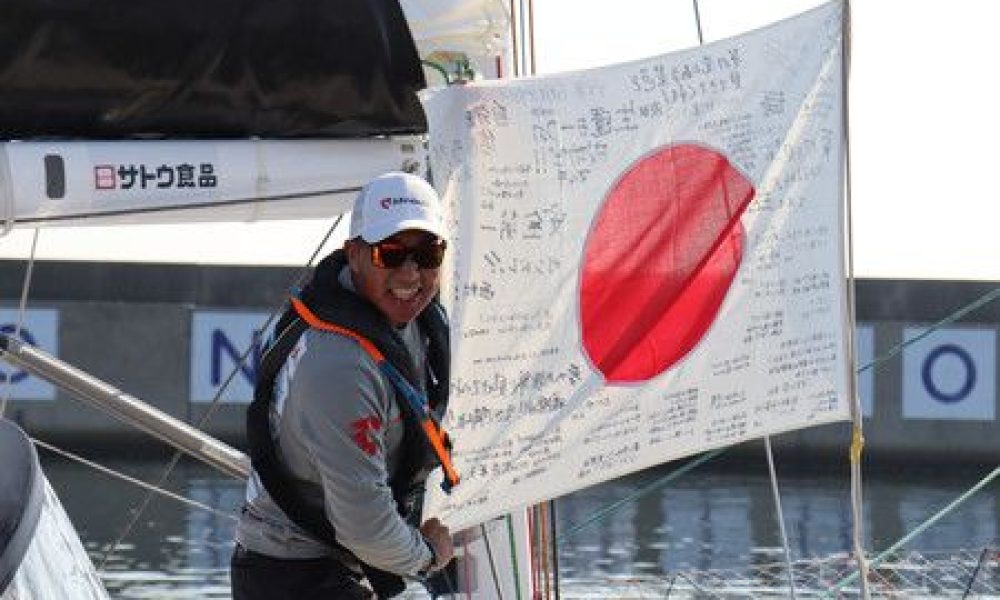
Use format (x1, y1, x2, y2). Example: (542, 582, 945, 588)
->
(246, 250, 455, 598)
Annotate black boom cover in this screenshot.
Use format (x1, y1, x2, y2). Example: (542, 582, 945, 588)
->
(0, 0, 428, 138)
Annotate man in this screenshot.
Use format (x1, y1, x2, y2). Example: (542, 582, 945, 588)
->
(232, 172, 457, 599)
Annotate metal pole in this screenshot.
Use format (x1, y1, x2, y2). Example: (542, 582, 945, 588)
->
(0, 333, 250, 481)
(838, 2, 870, 597)
(692, 0, 704, 45)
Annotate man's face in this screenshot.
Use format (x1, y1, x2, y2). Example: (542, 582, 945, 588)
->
(347, 229, 444, 327)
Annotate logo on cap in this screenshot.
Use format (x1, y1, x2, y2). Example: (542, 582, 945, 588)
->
(379, 196, 425, 210)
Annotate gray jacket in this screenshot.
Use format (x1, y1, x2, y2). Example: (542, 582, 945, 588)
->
(235, 267, 434, 576)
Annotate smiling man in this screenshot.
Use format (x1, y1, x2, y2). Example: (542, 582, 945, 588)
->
(233, 172, 456, 599)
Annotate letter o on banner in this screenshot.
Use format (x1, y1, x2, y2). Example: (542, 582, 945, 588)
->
(902, 327, 995, 421)
(921, 343, 975, 404)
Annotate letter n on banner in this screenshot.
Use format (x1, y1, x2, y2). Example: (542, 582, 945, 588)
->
(190, 311, 269, 404)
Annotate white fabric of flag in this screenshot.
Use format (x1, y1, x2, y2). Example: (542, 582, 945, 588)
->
(423, 0, 849, 531)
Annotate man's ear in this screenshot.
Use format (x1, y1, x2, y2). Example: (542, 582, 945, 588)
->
(344, 239, 363, 272)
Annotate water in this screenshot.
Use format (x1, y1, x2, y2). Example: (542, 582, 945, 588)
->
(41, 453, 1000, 598)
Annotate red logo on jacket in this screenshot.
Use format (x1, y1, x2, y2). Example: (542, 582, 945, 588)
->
(351, 416, 382, 456)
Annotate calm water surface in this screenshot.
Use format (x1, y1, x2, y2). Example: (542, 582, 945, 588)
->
(41, 454, 1000, 598)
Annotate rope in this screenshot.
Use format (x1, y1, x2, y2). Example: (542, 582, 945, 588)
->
(549, 500, 561, 600)
(1, 228, 40, 418)
(764, 436, 797, 599)
(506, 513, 523, 600)
(99, 214, 345, 568)
(32, 437, 236, 522)
(528, 506, 539, 597)
(537, 504, 550, 599)
(823, 465, 1000, 597)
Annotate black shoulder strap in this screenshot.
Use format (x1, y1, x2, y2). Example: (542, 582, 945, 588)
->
(417, 301, 450, 413)
(246, 316, 344, 550)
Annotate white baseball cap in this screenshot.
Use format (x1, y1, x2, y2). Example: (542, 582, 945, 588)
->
(348, 172, 446, 243)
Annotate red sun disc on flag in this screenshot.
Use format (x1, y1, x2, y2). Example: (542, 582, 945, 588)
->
(580, 144, 755, 383)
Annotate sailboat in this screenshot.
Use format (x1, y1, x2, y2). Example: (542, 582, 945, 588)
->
(6, 1, 986, 599)
(0, 0, 556, 597)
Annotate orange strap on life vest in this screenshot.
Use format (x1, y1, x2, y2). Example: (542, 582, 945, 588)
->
(291, 297, 460, 491)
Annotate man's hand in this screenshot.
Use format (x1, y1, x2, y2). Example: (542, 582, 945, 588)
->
(420, 518, 454, 570)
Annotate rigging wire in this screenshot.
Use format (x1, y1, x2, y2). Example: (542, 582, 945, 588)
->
(764, 436, 797, 599)
(32, 437, 237, 522)
(858, 286, 1000, 377)
(1, 228, 40, 418)
(824, 465, 1000, 597)
(482, 521, 506, 600)
(506, 513, 525, 600)
(557, 448, 725, 541)
(527, 0, 536, 76)
(98, 213, 345, 570)
(508, 0, 519, 77)
(962, 547, 993, 599)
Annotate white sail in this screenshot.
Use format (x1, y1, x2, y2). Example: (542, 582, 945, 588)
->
(1, 479, 108, 600)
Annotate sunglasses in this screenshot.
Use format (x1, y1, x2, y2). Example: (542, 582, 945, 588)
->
(370, 238, 447, 269)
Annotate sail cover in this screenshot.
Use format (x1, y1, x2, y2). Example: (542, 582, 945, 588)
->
(0, 0, 427, 138)
(0, 419, 42, 594)
(424, 0, 850, 530)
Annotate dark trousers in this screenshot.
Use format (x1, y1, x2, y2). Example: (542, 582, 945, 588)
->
(230, 543, 375, 600)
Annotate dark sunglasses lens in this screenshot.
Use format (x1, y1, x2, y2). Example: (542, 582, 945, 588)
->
(412, 244, 446, 268)
(373, 241, 445, 269)
(376, 246, 409, 268)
